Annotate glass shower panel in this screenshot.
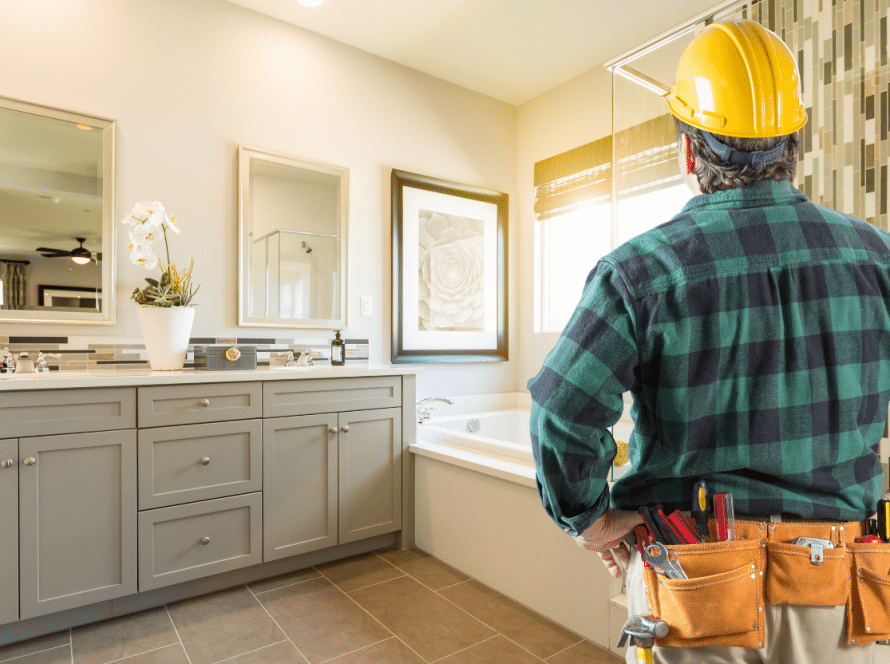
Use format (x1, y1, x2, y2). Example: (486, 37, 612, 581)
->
(612, 30, 696, 243)
(277, 232, 339, 320)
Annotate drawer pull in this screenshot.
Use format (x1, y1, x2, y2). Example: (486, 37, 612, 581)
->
(329, 426, 338, 434)
(340, 425, 350, 433)
(200, 457, 211, 466)
(23, 457, 36, 467)
(200, 536, 210, 545)
(0, 459, 13, 469)
(200, 399, 210, 408)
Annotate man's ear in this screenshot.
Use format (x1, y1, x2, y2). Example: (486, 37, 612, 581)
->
(682, 134, 695, 175)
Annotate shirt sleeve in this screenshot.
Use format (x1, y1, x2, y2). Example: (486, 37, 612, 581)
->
(527, 259, 639, 536)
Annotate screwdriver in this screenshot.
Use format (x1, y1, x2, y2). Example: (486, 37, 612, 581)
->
(691, 479, 710, 540)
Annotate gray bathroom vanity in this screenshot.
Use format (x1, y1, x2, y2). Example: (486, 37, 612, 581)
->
(0, 366, 419, 645)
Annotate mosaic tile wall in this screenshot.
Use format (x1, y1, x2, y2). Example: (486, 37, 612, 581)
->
(0, 335, 370, 372)
(710, 0, 890, 230)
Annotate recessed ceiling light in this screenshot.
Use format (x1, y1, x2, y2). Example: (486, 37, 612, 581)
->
(75, 124, 94, 131)
(297, 0, 326, 6)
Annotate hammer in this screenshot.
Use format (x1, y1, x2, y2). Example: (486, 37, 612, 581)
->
(617, 615, 669, 664)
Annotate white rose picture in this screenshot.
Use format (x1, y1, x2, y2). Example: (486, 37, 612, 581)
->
(418, 210, 485, 331)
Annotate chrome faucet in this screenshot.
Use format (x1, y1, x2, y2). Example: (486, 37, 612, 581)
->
(416, 397, 453, 423)
(1, 348, 14, 374)
(7, 351, 60, 374)
(293, 349, 314, 367)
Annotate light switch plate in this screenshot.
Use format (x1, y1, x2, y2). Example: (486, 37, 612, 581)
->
(360, 295, 372, 316)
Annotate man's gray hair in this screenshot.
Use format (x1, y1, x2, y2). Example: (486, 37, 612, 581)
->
(674, 118, 800, 194)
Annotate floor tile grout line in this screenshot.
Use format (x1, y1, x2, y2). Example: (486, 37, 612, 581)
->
(209, 639, 291, 664)
(429, 585, 550, 663)
(427, 634, 500, 664)
(425, 565, 595, 661)
(367, 550, 537, 660)
(432, 579, 472, 592)
(341, 573, 408, 595)
(542, 638, 586, 661)
(96, 642, 185, 664)
(250, 574, 324, 595)
(164, 604, 194, 664)
(315, 636, 395, 664)
(0, 644, 71, 664)
(244, 582, 312, 664)
(370, 549, 470, 595)
(313, 566, 432, 664)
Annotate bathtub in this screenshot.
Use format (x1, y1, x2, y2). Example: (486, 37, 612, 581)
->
(409, 394, 632, 654)
(420, 409, 533, 460)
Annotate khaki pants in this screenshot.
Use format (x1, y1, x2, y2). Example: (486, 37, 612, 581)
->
(625, 547, 876, 664)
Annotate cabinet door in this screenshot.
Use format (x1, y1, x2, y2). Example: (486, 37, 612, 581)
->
(338, 408, 402, 544)
(19, 430, 137, 619)
(0, 439, 17, 626)
(263, 414, 338, 561)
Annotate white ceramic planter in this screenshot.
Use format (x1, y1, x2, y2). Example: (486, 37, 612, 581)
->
(136, 306, 196, 371)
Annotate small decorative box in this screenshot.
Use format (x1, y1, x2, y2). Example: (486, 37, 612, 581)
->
(193, 346, 257, 371)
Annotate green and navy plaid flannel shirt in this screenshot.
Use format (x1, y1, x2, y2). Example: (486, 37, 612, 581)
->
(528, 180, 890, 536)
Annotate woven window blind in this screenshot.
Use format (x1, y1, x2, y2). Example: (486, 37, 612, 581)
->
(533, 136, 612, 221)
(534, 114, 679, 220)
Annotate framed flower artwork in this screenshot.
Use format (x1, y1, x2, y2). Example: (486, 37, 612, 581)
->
(391, 169, 508, 363)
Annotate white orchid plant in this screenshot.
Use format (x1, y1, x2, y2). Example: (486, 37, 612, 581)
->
(122, 201, 199, 307)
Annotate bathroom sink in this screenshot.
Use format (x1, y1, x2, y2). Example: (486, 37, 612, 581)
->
(271, 365, 329, 371)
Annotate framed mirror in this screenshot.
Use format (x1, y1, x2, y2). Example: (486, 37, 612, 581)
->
(238, 146, 348, 329)
(0, 96, 115, 324)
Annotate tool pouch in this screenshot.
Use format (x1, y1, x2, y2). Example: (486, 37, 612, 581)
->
(643, 524, 764, 648)
(847, 543, 890, 646)
(765, 541, 849, 606)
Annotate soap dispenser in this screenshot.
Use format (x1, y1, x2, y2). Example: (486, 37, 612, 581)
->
(331, 331, 345, 366)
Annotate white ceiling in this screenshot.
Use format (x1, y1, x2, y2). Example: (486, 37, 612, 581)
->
(225, 0, 726, 105)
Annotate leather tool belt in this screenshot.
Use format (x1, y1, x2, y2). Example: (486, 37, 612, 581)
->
(642, 518, 888, 648)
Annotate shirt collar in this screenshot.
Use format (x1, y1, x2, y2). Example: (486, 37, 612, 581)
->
(680, 180, 807, 214)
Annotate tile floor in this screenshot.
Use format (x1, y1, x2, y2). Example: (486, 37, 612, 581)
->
(0, 547, 624, 664)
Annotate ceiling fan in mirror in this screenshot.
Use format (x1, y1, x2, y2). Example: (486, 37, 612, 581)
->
(36, 237, 101, 265)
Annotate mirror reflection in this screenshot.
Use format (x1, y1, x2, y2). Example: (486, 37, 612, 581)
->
(238, 147, 348, 329)
(0, 96, 114, 324)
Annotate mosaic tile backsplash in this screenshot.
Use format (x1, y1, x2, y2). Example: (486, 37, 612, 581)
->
(0, 335, 369, 371)
(714, 0, 890, 230)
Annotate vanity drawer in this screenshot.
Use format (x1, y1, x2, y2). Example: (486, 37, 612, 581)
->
(138, 420, 262, 510)
(0, 388, 136, 438)
(138, 493, 262, 591)
(138, 383, 262, 427)
(264, 377, 401, 417)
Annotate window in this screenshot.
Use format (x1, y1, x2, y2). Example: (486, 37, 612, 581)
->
(534, 138, 612, 333)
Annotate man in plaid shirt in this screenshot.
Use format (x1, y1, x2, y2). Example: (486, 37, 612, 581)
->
(529, 20, 890, 663)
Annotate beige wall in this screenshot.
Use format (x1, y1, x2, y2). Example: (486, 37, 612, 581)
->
(0, 0, 518, 397)
(514, 65, 612, 392)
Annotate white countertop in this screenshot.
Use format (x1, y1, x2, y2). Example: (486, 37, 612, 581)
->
(0, 364, 423, 391)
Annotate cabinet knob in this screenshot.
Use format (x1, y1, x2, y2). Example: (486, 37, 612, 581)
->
(200, 536, 210, 545)
(23, 457, 36, 466)
(340, 425, 350, 433)
(200, 457, 211, 466)
(200, 399, 210, 408)
(329, 426, 338, 434)
(0, 459, 13, 469)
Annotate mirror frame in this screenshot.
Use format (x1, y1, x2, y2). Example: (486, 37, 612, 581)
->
(237, 146, 348, 329)
(0, 95, 115, 325)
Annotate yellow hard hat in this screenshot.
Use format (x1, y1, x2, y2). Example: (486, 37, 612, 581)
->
(665, 19, 807, 138)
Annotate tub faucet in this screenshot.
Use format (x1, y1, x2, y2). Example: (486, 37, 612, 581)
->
(416, 397, 453, 423)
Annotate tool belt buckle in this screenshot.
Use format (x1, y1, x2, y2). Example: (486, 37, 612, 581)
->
(792, 536, 833, 565)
